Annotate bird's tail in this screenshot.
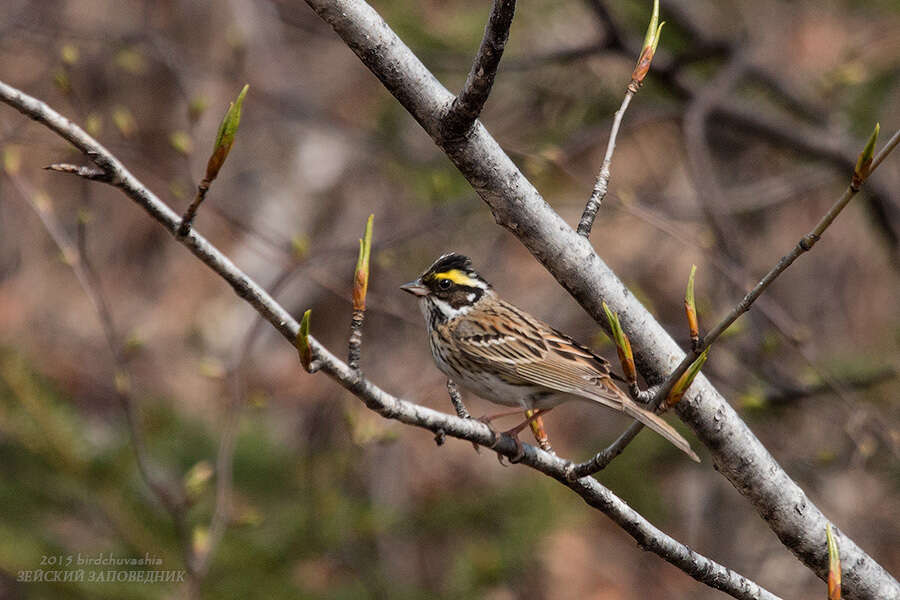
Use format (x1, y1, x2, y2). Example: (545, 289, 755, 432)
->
(622, 400, 700, 462)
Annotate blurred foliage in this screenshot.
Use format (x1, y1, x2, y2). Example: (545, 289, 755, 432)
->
(0, 349, 594, 599)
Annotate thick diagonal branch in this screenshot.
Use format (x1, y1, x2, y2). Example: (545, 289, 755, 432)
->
(285, 3, 896, 597)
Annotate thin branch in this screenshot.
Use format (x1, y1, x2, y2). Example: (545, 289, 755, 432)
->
(442, 0, 516, 137)
(653, 127, 899, 409)
(567, 420, 643, 478)
(176, 180, 210, 237)
(576, 89, 634, 237)
(0, 80, 782, 600)
(445, 379, 471, 419)
(578, 0, 663, 238)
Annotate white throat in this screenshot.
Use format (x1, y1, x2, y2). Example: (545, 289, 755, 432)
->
(420, 296, 470, 327)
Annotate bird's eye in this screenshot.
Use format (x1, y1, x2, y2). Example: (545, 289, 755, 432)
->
(438, 278, 452, 290)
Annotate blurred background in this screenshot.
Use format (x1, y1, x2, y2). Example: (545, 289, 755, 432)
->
(0, 0, 898, 598)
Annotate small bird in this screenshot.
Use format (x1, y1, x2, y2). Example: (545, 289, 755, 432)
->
(401, 253, 698, 462)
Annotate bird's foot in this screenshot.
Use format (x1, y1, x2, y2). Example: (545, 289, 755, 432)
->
(477, 414, 502, 450)
(507, 433, 525, 463)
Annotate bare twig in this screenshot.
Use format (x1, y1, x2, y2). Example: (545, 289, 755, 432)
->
(442, 0, 516, 137)
(44, 162, 111, 181)
(176, 179, 211, 237)
(0, 80, 784, 600)
(567, 420, 644, 477)
(576, 90, 634, 237)
(577, 0, 662, 237)
(445, 379, 470, 419)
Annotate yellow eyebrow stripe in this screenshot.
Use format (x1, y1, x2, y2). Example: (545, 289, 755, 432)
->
(433, 269, 477, 286)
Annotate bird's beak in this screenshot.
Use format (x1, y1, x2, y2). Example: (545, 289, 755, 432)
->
(400, 280, 430, 297)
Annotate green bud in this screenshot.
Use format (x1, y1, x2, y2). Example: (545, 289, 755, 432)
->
(632, 0, 664, 85)
(641, 0, 660, 52)
(685, 264, 699, 341)
(205, 84, 249, 182)
(667, 348, 710, 406)
(296, 309, 312, 371)
(353, 214, 375, 311)
(827, 524, 841, 600)
(602, 301, 635, 382)
(854, 122, 879, 181)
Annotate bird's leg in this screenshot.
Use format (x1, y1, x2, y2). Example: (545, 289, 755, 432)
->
(525, 409, 553, 453)
(476, 410, 522, 461)
(497, 409, 554, 463)
(478, 408, 531, 422)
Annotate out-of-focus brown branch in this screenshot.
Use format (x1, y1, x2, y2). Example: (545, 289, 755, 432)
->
(4, 173, 195, 575)
(758, 367, 896, 408)
(683, 51, 749, 260)
(191, 267, 306, 579)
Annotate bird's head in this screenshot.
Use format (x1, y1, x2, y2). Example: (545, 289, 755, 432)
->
(400, 253, 491, 319)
